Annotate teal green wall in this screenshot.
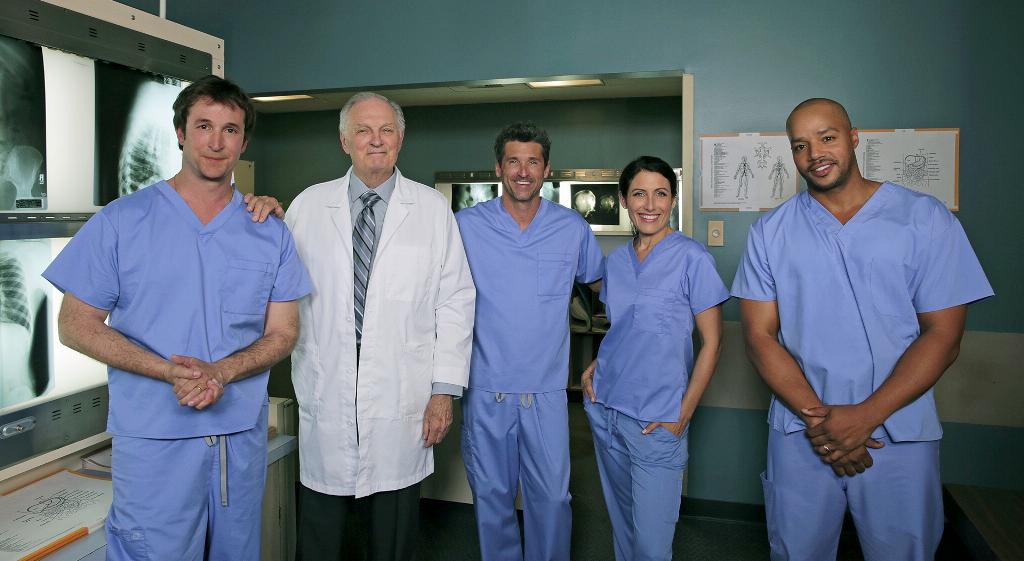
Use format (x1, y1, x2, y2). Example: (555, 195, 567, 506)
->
(687, 407, 769, 504)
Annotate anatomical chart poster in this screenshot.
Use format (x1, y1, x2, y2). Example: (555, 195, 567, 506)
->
(700, 133, 798, 211)
(854, 128, 959, 210)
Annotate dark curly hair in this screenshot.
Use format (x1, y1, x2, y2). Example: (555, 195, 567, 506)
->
(494, 121, 550, 164)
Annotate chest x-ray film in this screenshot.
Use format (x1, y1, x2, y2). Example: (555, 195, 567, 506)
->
(0, 239, 50, 410)
(94, 62, 186, 206)
(0, 36, 47, 211)
(0, 238, 106, 415)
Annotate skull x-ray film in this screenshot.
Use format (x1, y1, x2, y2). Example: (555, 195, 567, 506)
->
(0, 240, 49, 410)
(0, 35, 47, 211)
(94, 62, 185, 205)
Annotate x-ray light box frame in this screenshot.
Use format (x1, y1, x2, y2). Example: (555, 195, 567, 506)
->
(0, 0, 224, 473)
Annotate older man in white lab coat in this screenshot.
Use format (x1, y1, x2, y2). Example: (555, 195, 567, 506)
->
(283, 92, 475, 561)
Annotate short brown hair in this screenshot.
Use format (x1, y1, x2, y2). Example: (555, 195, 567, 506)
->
(172, 75, 255, 145)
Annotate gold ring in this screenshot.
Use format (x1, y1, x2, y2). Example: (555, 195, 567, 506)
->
(195, 384, 206, 392)
(822, 444, 832, 454)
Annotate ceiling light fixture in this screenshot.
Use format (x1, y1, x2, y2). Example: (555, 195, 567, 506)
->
(526, 79, 604, 89)
(251, 94, 313, 102)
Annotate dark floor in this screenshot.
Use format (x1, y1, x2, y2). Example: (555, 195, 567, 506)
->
(341, 402, 971, 560)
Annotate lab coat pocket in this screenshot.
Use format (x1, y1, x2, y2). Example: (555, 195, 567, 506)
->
(399, 341, 433, 418)
(869, 261, 919, 345)
(633, 287, 675, 334)
(222, 258, 273, 314)
(537, 251, 572, 298)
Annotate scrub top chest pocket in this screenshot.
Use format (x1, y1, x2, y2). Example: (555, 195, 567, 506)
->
(632, 287, 681, 335)
(868, 259, 920, 344)
(222, 258, 274, 315)
(537, 251, 572, 297)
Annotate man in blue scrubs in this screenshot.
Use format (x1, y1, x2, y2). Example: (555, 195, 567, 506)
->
(733, 98, 993, 561)
(457, 122, 604, 561)
(43, 76, 310, 561)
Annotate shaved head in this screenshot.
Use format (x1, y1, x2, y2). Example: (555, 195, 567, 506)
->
(786, 98, 852, 135)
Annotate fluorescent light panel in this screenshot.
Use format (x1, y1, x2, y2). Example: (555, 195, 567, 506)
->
(526, 79, 604, 89)
(251, 94, 313, 102)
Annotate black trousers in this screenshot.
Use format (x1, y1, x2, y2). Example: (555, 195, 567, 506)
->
(298, 482, 420, 561)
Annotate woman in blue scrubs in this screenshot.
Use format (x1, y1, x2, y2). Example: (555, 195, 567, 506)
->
(581, 155, 729, 561)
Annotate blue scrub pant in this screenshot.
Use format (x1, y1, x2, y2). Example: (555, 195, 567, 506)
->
(584, 399, 687, 561)
(461, 389, 571, 561)
(105, 403, 269, 561)
(763, 428, 942, 561)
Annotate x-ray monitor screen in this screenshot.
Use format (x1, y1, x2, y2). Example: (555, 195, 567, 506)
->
(0, 238, 107, 417)
(0, 39, 190, 217)
(94, 62, 186, 205)
(0, 36, 47, 212)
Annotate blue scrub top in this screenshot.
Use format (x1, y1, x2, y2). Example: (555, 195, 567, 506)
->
(731, 182, 993, 442)
(593, 232, 729, 422)
(43, 181, 311, 439)
(456, 197, 604, 393)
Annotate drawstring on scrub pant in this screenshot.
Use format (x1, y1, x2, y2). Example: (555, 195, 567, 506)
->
(494, 393, 534, 408)
(204, 435, 230, 507)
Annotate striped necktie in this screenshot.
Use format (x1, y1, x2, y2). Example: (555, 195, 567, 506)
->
(353, 190, 382, 343)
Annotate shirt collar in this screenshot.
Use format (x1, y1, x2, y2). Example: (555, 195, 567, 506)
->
(348, 168, 398, 206)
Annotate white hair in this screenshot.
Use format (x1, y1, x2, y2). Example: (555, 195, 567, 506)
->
(338, 92, 405, 136)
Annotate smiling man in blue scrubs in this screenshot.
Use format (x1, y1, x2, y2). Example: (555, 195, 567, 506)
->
(43, 75, 310, 561)
(733, 98, 993, 561)
(457, 122, 604, 561)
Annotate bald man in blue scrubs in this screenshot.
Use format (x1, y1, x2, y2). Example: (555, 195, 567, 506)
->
(457, 122, 604, 561)
(733, 98, 993, 561)
(44, 76, 310, 561)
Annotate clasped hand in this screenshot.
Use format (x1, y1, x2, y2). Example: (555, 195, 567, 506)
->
(802, 404, 885, 477)
(165, 354, 227, 410)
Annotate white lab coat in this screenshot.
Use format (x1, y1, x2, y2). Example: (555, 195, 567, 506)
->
(284, 168, 475, 498)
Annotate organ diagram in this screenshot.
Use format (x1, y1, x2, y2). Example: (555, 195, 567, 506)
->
(854, 129, 959, 210)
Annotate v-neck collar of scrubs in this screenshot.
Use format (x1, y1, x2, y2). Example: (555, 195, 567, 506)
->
(628, 230, 678, 273)
(156, 180, 242, 233)
(802, 182, 894, 236)
(496, 196, 550, 242)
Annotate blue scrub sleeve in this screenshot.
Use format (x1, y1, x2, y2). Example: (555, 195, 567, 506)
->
(575, 224, 605, 284)
(731, 219, 776, 300)
(42, 211, 119, 310)
(911, 210, 993, 313)
(269, 226, 312, 302)
(684, 250, 731, 315)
